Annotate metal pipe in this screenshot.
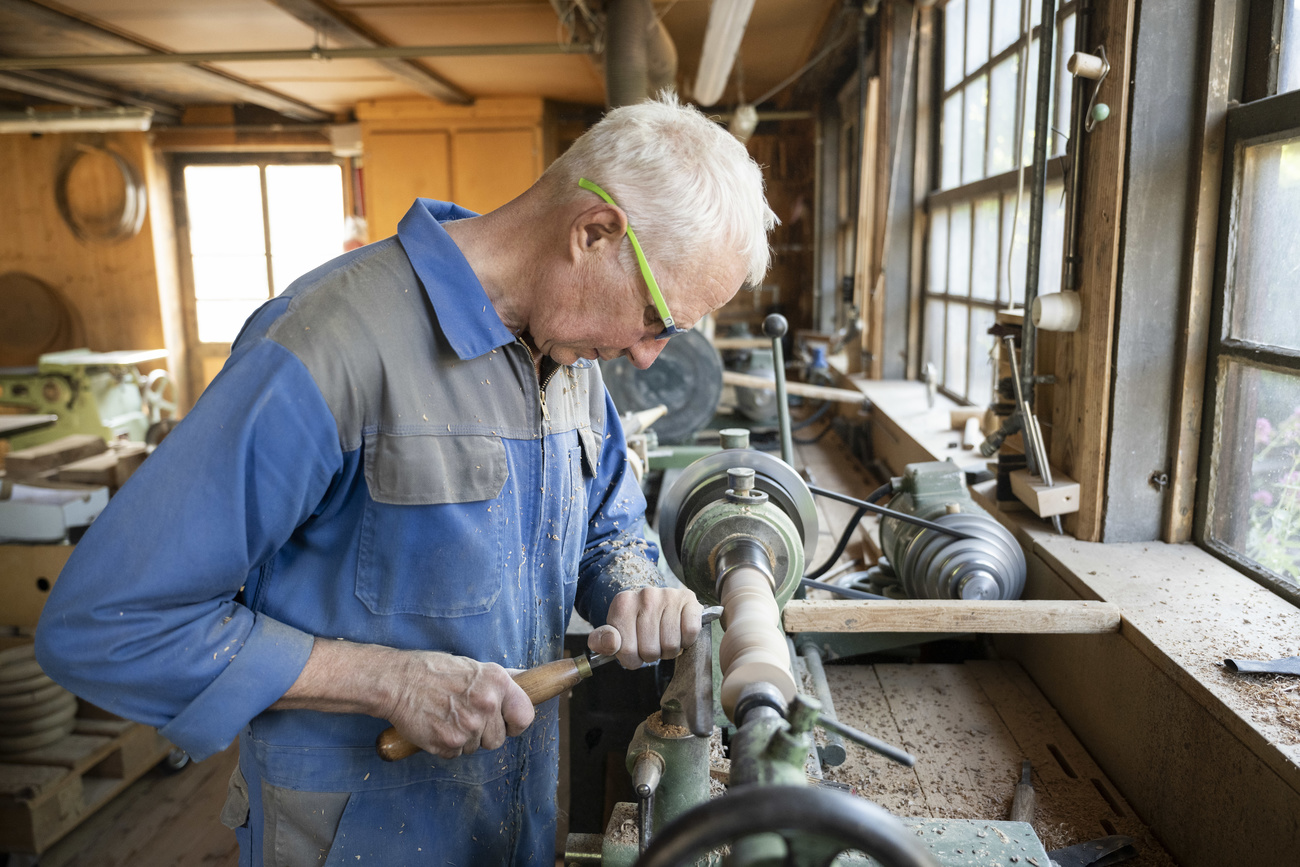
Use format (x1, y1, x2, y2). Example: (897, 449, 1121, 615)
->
(1021, 0, 1057, 410)
(799, 644, 847, 766)
(0, 42, 593, 71)
(1062, 1, 1089, 292)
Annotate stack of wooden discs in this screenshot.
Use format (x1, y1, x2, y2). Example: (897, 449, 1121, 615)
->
(0, 642, 78, 754)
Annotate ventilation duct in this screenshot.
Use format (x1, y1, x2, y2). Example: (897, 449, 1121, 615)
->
(605, 0, 678, 108)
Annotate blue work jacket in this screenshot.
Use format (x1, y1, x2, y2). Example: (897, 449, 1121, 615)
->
(35, 199, 662, 866)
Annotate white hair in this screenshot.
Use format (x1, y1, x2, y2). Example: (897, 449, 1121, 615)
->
(541, 92, 777, 288)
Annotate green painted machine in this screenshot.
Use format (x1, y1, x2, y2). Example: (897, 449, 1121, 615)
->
(0, 349, 172, 450)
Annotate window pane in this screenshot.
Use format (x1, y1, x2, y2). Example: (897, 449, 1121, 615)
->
(196, 298, 266, 344)
(945, 0, 967, 91)
(185, 165, 264, 255)
(266, 165, 345, 294)
(971, 197, 1000, 301)
(192, 253, 269, 301)
(929, 206, 950, 295)
(1210, 363, 1300, 591)
(924, 299, 946, 380)
(1002, 190, 1029, 305)
(969, 306, 998, 407)
(992, 0, 1022, 56)
(949, 201, 972, 298)
(988, 54, 1019, 175)
(945, 304, 970, 396)
(1230, 137, 1300, 352)
(1021, 40, 1039, 166)
(1038, 181, 1067, 296)
(1055, 13, 1076, 148)
(966, 0, 991, 76)
(962, 75, 989, 183)
(942, 92, 964, 189)
(1281, 0, 1300, 94)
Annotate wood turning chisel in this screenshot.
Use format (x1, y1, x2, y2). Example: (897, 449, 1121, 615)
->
(1010, 759, 1035, 823)
(375, 653, 615, 762)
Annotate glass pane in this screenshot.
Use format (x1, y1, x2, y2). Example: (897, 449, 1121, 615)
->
(192, 253, 269, 301)
(988, 54, 1019, 175)
(924, 299, 946, 381)
(1021, 40, 1039, 166)
(969, 306, 998, 407)
(1210, 363, 1300, 590)
(196, 298, 266, 344)
(1281, 0, 1300, 94)
(945, 304, 970, 396)
(1231, 137, 1300, 351)
(971, 197, 1000, 301)
(266, 164, 345, 294)
(1038, 181, 1067, 295)
(992, 0, 1023, 56)
(949, 201, 972, 298)
(1001, 190, 1029, 305)
(184, 165, 264, 255)
(942, 92, 964, 189)
(929, 206, 950, 295)
(1055, 13, 1077, 152)
(945, 0, 967, 91)
(966, 0, 991, 75)
(962, 75, 989, 183)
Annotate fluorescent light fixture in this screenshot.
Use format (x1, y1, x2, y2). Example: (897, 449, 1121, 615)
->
(0, 107, 153, 134)
(692, 0, 756, 107)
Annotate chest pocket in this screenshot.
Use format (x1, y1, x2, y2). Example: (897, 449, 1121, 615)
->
(357, 432, 508, 617)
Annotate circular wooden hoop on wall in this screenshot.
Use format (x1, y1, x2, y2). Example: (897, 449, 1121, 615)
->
(55, 143, 148, 244)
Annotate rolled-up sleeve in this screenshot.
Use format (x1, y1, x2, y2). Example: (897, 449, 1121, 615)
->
(572, 393, 664, 628)
(35, 338, 340, 760)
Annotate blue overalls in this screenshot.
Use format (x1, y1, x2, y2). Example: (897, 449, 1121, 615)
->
(36, 199, 661, 866)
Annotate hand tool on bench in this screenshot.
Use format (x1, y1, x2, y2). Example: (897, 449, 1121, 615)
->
(1047, 834, 1137, 867)
(376, 652, 615, 762)
(1010, 759, 1035, 823)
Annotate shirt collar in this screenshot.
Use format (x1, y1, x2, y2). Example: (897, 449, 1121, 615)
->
(397, 198, 518, 360)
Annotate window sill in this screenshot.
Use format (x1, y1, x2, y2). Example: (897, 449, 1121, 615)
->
(851, 377, 1300, 805)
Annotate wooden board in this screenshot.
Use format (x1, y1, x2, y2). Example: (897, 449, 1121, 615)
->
(1049, 0, 1138, 541)
(784, 599, 1122, 634)
(0, 544, 73, 629)
(819, 661, 1177, 861)
(1010, 467, 1081, 517)
(0, 709, 172, 854)
(4, 436, 106, 479)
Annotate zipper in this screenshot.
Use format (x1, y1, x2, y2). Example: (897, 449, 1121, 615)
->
(517, 338, 558, 423)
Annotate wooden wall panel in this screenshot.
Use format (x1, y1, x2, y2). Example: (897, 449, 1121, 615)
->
(451, 128, 540, 216)
(0, 132, 168, 366)
(363, 130, 451, 239)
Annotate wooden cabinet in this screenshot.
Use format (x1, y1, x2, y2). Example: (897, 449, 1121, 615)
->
(356, 97, 552, 239)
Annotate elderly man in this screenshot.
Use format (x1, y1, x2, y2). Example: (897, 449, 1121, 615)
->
(35, 94, 775, 866)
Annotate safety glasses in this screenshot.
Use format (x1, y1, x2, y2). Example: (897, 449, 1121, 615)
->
(578, 178, 684, 340)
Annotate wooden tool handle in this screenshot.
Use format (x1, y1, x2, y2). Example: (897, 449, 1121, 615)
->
(375, 657, 589, 762)
(1009, 780, 1036, 823)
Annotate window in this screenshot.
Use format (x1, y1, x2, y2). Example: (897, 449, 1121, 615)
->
(1199, 8, 1300, 604)
(175, 156, 347, 394)
(923, 0, 1074, 406)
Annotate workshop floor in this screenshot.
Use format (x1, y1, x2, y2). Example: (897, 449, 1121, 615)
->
(816, 659, 1180, 864)
(29, 741, 239, 867)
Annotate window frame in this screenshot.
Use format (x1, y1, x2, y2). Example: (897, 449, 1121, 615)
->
(1196, 84, 1300, 607)
(921, 0, 1077, 406)
(170, 152, 349, 401)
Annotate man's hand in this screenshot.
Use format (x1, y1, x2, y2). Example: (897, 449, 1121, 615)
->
(387, 651, 534, 759)
(274, 639, 534, 759)
(588, 587, 703, 669)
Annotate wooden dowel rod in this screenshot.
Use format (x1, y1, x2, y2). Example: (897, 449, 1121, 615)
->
(782, 599, 1122, 634)
(721, 371, 867, 406)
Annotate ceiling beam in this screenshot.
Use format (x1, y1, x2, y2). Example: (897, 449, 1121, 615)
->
(0, 0, 330, 121)
(263, 0, 472, 105)
(0, 69, 181, 117)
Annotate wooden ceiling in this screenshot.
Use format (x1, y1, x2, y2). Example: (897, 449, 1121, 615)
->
(0, 0, 843, 121)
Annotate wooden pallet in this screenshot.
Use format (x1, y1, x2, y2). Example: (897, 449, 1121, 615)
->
(0, 704, 172, 855)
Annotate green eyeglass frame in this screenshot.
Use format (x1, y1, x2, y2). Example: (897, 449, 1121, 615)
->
(578, 177, 683, 340)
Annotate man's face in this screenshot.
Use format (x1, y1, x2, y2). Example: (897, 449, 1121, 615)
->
(534, 253, 747, 370)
